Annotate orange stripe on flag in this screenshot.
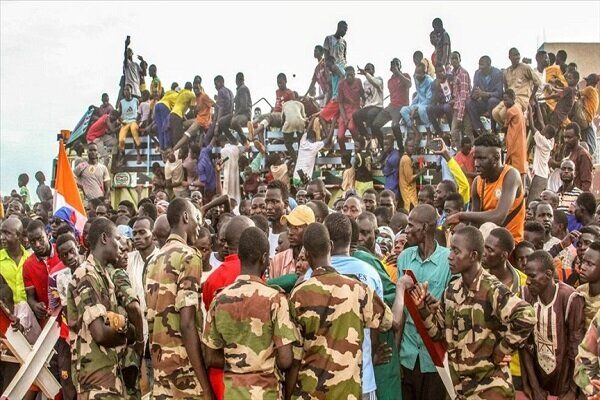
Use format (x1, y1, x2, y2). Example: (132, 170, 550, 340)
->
(53, 140, 87, 230)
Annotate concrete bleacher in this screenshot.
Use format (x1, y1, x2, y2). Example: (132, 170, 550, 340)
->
(116, 116, 480, 188)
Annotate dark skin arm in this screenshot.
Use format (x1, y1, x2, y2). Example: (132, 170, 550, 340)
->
(447, 167, 520, 227)
(520, 348, 549, 400)
(202, 344, 225, 369)
(201, 194, 231, 215)
(285, 359, 300, 400)
(391, 65, 412, 86)
(25, 287, 47, 321)
(125, 300, 145, 357)
(180, 306, 214, 398)
(276, 343, 294, 370)
(89, 317, 127, 348)
(123, 36, 130, 66)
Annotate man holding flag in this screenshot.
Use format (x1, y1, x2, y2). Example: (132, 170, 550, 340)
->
(406, 226, 536, 399)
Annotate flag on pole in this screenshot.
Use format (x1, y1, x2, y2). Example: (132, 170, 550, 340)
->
(53, 140, 87, 232)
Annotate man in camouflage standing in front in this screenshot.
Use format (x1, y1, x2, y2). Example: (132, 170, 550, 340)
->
(145, 198, 214, 399)
(407, 226, 536, 399)
(67, 218, 129, 399)
(286, 223, 393, 399)
(575, 308, 600, 397)
(202, 226, 299, 399)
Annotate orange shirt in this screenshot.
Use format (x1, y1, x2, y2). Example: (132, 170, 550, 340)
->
(195, 91, 215, 129)
(581, 86, 599, 124)
(476, 164, 525, 242)
(504, 104, 527, 174)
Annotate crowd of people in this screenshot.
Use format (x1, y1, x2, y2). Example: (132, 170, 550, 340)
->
(1, 16, 600, 400)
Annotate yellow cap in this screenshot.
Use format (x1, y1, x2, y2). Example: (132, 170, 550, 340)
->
(281, 205, 315, 226)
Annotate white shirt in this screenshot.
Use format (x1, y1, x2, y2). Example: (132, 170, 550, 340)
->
(282, 100, 306, 133)
(293, 133, 325, 182)
(363, 74, 384, 108)
(126, 246, 160, 344)
(268, 228, 280, 258)
(533, 130, 555, 179)
(209, 252, 223, 269)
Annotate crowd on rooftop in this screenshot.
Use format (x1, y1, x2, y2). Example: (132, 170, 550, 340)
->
(2, 16, 600, 400)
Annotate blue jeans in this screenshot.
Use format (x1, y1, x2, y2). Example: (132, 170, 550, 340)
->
(400, 104, 430, 128)
(466, 97, 501, 132)
(154, 103, 171, 149)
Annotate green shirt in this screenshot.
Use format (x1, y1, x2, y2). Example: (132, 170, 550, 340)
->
(266, 273, 298, 293)
(353, 248, 402, 400)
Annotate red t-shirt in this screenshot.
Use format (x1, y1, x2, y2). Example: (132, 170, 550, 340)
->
(338, 78, 363, 110)
(86, 113, 109, 143)
(23, 246, 61, 310)
(274, 89, 295, 113)
(202, 254, 241, 400)
(455, 149, 475, 182)
(388, 73, 411, 108)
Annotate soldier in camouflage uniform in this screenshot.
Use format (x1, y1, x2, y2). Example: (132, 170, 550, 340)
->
(145, 198, 213, 399)
(288, 223, 393, 400)
(575, 308, 600, 397)
(106, 236, 145, 400)
(202, 226, 300, 399)
(66, 218, 129, 399)
(410, 226, 536, 399)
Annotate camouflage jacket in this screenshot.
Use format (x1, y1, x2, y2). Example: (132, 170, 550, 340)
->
(66, 256, 125, 398)
(420, 268, 536, 399)
(289, 265, 393, 400)
(107, 265, 141, 400)
(575, 308, 600, 395)
(202, 274, 300, 399)
(145, 233, 204, 399)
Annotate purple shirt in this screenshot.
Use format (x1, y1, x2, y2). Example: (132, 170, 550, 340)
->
(197, 145, 216, 193)
(216, 86, 234, 116)
(383, 149, 401, 199)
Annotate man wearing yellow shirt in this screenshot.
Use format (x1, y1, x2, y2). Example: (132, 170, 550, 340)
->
(399, 138, 424, 211)
(580, 74, 599, 155)
(482, 226, 528, 397)
(155, 83, 180, 150)
(169, 82, 195, 148)
(0, 218, 28, 305)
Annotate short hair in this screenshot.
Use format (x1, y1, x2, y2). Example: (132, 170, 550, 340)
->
(577, 192, 597, 215)
(166, 198, 191, 227)
(589, 241, 600, 253)
(139, 201, 158, 221)
(267, 179, 289, 202)
(133, 215, 154, 229)
(303, 223, 331, 258)
(580, 225, 600, 239)
(308, 200, 329, 220)
(565, 122, 581, 136)
(308, 178, 326, 191)
(515, 240, 536, 253)
(454, 225, 484, 255)
(55, 232, 77, 249)
(474, 133, 502, 148)
(527, 250, 554, 271)
(535, 50, 547, 59)
(87, 218, 116, 250)
(413, 51, 423, 59)
(314, 45, 324, 52)
(451, 51, 461, 60)
(118, 200, 136, 215)
(214, 75, 224, 83)
(439, 180, 457, 193)
(553, 209, 568, 228)
(373, 207, 393, 226)
(444, 192, 464, 209)
(250, 214, 269, 235)
(505, 88, 516, 100)
(524, 221, 546, 235)
(380, 189, 396, 201)
(26, 219, 46, 234)
(277, 73, 287, 81)
(480, 55, 491, 64)
(488, 227, 515, 252)
(197, 226, 211, 240)
(420, 185, 435, 199)
(568, 70, 580, 82)
(345, 66, 355, 73)
(556, 50, 567, 61)
(357, 211, 378, 228)
(236, 72, 244, 80)
(324, 212, 352, 248)
(363, 188, 378, 198)
(238, 227, 269, 264)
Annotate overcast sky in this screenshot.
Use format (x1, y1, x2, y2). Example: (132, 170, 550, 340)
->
(1, 0, 599, 199)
